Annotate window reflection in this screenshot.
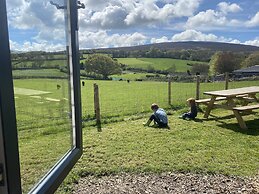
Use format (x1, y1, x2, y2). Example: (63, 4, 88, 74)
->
(7, 0, 72, 192)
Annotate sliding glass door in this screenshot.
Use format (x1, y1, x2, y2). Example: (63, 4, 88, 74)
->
(0, 0, 82, 193)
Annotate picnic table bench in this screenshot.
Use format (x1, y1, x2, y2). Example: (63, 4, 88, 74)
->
(233, 104, 259, 129)
(199, 86, 259, 129)
(196, 97, 226, 105)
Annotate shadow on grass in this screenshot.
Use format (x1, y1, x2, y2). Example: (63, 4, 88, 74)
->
(200, 113, 259, 136)
(216, 120, 259, 136)
(213, 116, 259, 136)
(193, 118, 204, 123)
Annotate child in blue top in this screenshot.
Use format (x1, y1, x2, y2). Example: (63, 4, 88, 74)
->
(180, 98, 197, 120)
(143, 103, 170, 129)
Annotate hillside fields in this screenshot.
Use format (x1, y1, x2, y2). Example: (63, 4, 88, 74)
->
(116, 58, 206, 72)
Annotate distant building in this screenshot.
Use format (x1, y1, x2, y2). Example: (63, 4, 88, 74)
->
(233, 65, 259, 78)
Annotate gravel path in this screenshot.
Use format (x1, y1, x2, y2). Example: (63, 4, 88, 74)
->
(72, 173, 259, 194)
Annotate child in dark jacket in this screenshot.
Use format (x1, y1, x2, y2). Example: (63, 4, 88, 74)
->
(181, 98, 197, 120)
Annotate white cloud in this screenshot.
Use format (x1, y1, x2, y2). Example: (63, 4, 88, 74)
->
(10, 40, 65, 52)
(79, 30, 147, 48)
(171, 30, 240, 43)
(172, 30, 218, 42)
(87, 5, 128, 28)
(246, 12, 259, 27)
(79, 0, 202, 29)
(218, 2, 242, 14)
(151, 36, 170, 43)
(244, 37, 259, 47)
(6, 0, 25, 9)
(6, 0, 259, 51)
(185, 10, 227, 29)
(8, 0, 64, 30)
(124, 0, 201, 26)
(84, 0, 109, 10)
(185, 8, 243, 30)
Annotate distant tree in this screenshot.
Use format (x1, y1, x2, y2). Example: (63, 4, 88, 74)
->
(146, 47, 163, 58)
(84, 54, 122, 79)
(180, 50, 190, 60)
(165, 50, 182, 59)
(189, 50, 213, 62)
(241, 52, 259, 67)
(209, 52, 240, 74)
(191, 63, 209, 75)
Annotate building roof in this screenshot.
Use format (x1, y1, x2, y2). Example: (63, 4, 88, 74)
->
(234, 65, 259, 73)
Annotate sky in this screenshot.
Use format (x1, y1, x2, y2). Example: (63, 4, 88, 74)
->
(6, 0, 259, 52)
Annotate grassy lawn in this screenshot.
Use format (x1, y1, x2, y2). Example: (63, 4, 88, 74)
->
(13, 79, 259, 193)
(58, 109, 259, 193)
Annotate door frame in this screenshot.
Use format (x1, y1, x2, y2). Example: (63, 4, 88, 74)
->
(0, 0, 83, 193)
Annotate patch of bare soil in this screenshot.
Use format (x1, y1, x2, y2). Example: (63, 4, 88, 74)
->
(72, 173, 259, 194)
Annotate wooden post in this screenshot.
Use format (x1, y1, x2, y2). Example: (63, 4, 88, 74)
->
(94, 83, 101, 131)
(225, 72, 229, 90)
(168, 75, 172, 105)
(196, 75, 200, 100)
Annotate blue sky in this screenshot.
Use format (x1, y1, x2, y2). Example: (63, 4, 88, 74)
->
(6, 0, 259, 51)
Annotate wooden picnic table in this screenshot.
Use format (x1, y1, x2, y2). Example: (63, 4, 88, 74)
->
(202, 86, 259, 129)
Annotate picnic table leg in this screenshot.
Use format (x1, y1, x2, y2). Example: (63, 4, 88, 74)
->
(204, 96, 216, 118)
(233, 110, 247, 129)
(226, 97, 235, 107)
(249, 93, 258, 102)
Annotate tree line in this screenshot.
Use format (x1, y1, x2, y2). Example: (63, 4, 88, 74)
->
(11, 48, 259, 80)
(81, 51, 259, 80)
(83, 46, 214, 62)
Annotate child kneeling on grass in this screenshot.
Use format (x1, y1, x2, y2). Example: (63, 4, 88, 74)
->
(180, 98, 197, 120)
(143, 103, 170, 129)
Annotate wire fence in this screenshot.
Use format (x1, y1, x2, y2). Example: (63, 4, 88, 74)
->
(81, 77, 259, 123)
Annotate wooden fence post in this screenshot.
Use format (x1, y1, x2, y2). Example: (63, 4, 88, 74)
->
(94, 83, 101, 131)
(196, 75, 200, 100)
(225, 72, 229, 90)
(168, 75, 172, 105)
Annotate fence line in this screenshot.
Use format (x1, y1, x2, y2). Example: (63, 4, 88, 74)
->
(168, 76, 172, 105)
(196, 75, 200, 100)
(93, 83, 101, 131)
(225, 72, 229, 90)
(81, 77, 259, 123)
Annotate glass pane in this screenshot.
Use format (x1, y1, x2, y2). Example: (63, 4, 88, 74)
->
(6, 0, 72, 193)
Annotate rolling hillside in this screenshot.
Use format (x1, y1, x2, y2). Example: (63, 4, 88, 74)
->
(91, 41, 259, 52)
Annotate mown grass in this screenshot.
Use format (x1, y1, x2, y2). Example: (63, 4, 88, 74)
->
(116, 58, 206, 72)
(14, 78, 259, 193)
(13, 79, 72, 193)
(57, 109, 259, 193)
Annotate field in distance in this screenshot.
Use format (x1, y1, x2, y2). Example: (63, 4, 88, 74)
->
(116, 58, 207, 72)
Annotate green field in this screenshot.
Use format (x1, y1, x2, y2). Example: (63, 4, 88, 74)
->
(110, 72, 166, 81)
(13, 78, 259, 193)
(13, 69, 66, 78)
(116, 58, 206, 72)
(12, 59, 66, 69)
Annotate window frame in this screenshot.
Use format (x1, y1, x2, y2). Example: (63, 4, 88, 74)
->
(0, 0, 83, 193)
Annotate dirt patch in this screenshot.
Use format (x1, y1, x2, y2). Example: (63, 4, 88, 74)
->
(72, 172, 258, 194)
